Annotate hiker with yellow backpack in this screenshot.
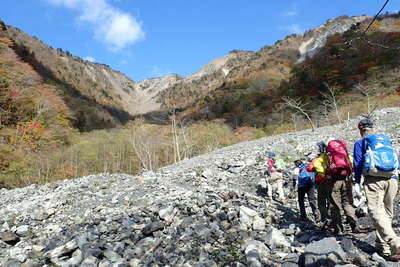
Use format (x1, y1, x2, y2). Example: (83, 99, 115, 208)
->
(309, 139, 360, 234)
(306, 142, 330, 225)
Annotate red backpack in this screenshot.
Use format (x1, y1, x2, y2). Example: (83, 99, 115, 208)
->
(326, 140, 353, 179)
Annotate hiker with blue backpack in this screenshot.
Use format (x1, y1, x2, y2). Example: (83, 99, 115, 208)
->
(293, 158, 319, 222)
(353, 118, 400, 260)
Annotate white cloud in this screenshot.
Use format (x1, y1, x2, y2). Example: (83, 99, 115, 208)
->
(284, 11, 298, 17)
(46, 0, 144, 51)
(149, 65, 172, 78)
(84, 56, 95, 62)
(279, 24, 305, 34)
(282, 2, 299, 17)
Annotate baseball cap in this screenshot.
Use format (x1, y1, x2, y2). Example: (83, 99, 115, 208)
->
(357, 118, 374, 130)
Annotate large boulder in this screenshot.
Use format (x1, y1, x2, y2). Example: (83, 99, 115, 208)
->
(304, 237, 347, 267)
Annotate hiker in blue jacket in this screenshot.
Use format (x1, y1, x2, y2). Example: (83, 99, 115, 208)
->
(294, 158, 319, 222)
(353, 118, 400, 260)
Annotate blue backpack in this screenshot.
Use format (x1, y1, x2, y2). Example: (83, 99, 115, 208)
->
(297, 163, 315, 187)
(363, 134, 399, 178)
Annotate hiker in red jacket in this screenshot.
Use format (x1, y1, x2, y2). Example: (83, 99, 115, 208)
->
(265, 152, 285, 203)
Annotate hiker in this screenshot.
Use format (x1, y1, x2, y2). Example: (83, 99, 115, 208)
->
(288, 163, 298, 199)
(294, 158, 319, 221)
(325, 139, 360, 234)
(353, 118, 400, 259)
(306, 141, 330, 225)
(265, 152, 286, 202)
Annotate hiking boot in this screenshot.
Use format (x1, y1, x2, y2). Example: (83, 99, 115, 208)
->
(280, 199, 287, 205)
(389, 247, 400, 261)
(333, 224, 344, 235)
(388, 254, 400, 262)
(351, 225, 362, 233)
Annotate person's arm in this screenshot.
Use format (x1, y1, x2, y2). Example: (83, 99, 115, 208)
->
(292, 167, 299, 187)
(306, 159, 316, 172)
(353, 140, 364, 184)
(267, 158, 275, 172)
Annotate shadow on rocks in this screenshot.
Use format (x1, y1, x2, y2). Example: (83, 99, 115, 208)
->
(255, 185, 267, 198)
(275, 202, 299, 223)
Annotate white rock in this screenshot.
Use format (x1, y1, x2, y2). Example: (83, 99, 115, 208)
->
(266, 227, 290, 249)
(9, 247, 27, 262)
(16, 225, 29, 236)
(252, 216, 266, 231)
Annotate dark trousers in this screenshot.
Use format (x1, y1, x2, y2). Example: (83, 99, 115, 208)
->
(298, 185, 318, 218)
(316, 182, 330, 221)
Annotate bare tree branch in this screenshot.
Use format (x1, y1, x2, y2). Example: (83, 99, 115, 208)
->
(321, 82, 342, 124)
(282, 96, 315, 131)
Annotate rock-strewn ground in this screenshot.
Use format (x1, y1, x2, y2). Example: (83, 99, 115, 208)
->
(1, 107, 400, 267)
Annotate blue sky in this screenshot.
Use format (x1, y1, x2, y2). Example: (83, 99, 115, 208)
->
(0, 0, 397, 81)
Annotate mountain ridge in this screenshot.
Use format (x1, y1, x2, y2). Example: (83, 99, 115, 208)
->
(0, 15, 372, 121)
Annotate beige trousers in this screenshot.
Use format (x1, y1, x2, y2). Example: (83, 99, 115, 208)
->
(267, 172, 285, 201)
(364, 177, 400, 255)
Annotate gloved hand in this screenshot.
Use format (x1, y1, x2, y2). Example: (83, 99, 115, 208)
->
(353, 183, 362, 198)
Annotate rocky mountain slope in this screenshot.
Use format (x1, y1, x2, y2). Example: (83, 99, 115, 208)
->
(0, 15, 371, 123)
(1, 107, 399, 266)
(156, 15, 369, 110)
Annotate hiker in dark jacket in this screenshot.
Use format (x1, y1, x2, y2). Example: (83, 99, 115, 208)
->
(353, 118, 400, 260)
(294, 158, 319, 221)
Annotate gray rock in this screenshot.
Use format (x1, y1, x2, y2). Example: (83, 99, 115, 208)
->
(0, 232, 20, 245)
(371, 252, 386, 263)
(159, 206, 174, 220)
(142, 221, 164, 235)
(265, 227, 290, 250)
(304, 237, 347, 267)
(4, 259, 23, 267)
(15, 225, 29, 237)
(239, 206, 259, 228)
(103, 249, 122, 262)
(340, 238, 356, 253)
(80, 256, 99, 267)
(244, 240, 270, 266)
(8, 247, 26, 262)
(252, 216, 265, 231)
(44, 239, 78, 259)
(202, 169, 214, 179)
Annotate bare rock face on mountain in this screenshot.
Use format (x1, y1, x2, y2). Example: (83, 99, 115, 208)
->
(297, 15, 368, 62)
(1, 107, 399, 266)
(131, 74, 182, 114)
